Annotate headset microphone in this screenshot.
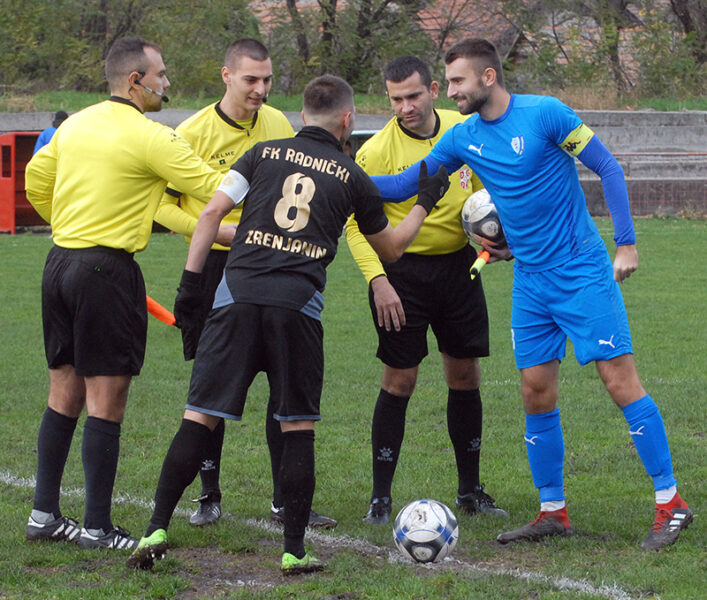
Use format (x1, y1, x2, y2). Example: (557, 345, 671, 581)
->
(136, 78, 169, 103)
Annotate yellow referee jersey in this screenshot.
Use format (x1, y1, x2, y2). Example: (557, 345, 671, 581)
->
(26, 98, 224, 253)
(345, 110, 484, 283)
(155, 102, 294, 250)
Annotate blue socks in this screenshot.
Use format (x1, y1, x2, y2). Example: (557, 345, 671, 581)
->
(621, 395, 676, 491)
(525, 408, 565, 502)
(525, 395, 675, 505)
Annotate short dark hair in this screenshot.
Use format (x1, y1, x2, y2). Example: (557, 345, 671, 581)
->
(225, 38, 269, 68)
(444, 38, 504, 87)
(105, 37, 161, 86)
(53, 111, 69, 128)
(303, 75, 354, 115)
(383, 55, 432, 88)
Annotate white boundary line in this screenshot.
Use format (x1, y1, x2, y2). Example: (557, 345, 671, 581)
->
(2, 471, 647, 600)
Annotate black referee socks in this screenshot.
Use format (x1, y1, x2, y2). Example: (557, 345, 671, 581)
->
(33, 407, 78, 516)
(82, 416, 121, 531)
(371, 389, 410, 500)
(447, 388, 483, 495)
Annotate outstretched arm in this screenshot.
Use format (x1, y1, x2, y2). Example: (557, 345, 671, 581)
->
(372, 125, 464, 201)
(371, 156, 447, 202)
(364, 163, 450, 261)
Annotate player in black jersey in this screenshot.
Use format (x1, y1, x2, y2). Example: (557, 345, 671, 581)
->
(154, 38, 335, 530)
(128, 74, 450, 574)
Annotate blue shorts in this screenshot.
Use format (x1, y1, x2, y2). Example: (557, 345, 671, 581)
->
(511, 243, 633, 369)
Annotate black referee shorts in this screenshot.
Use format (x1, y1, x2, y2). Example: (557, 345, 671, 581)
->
(186, 303, 324, 422)
(42, 245, 147, 376)
(370, 245, 489, 370)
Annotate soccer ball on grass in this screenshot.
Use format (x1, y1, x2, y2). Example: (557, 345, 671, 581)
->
(461, 189, 507, 249)
(393, 499, 458, 563)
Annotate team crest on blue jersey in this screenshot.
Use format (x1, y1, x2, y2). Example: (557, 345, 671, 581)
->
(511, 136, 525, 155)
(459, 166, 471, 189)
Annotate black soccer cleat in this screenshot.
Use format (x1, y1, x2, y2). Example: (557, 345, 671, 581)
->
(456, 485, 509, 517)
(26, 514, 81, 543)
(270, 504, 338, 529)
(189, 493, 222, 527)
(362, 496, 392, 525)
(79, 525, 138, 550)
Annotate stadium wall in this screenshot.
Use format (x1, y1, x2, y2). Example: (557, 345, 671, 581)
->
(1, 109, 704, 217)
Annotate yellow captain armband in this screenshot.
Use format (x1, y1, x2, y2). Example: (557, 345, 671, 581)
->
(560, 123, 594, 156)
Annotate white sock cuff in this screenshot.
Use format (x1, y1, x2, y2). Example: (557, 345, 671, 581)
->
(540, 500, 566, 512)
(655, 485, 677, 504)
(30, 509, 56, 523)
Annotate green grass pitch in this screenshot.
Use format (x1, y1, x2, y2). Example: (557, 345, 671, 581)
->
(0, 217, 704, 599)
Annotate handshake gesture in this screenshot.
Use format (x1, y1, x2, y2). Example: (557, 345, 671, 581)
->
(415, 161, 450, 214)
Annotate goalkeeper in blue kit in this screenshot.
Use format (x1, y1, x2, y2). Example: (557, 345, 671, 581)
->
(372, 38, 692, 551)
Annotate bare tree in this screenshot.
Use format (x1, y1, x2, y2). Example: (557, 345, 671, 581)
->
(317, 0, 340, 73)
(286, 0, 311, 65)
(669, 0, 706, 63)
(570, 1, 643, 91)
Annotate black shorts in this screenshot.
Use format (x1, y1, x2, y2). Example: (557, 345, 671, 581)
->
(42, 245, 147, 376)
(371, 245, 489, 369)
(186, 303, 323, 422)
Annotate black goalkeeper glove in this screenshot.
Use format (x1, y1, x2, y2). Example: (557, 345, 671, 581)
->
(174, 269, 205, 361)
(415, 161, 450, 214)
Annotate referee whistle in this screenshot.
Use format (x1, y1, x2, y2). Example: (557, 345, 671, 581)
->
(469, 250, 490, 280)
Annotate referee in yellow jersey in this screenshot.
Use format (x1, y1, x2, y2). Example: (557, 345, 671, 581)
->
(24, 37, 224, 551)
(345, 56, 507, 524)
(154, 39, 336, 530)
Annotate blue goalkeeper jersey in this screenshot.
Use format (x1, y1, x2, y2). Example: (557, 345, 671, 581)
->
(375, 94, 607, 271)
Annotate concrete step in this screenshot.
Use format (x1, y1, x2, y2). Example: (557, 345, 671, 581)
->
(3, 110, 705, 218)
(577, 153, 707, 179)
(581, 177, 706, 216)
(576, 110, 707, 153)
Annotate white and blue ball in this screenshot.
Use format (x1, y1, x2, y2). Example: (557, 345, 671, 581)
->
(393, 499, 458, 563)
(461, 189, 506, 248)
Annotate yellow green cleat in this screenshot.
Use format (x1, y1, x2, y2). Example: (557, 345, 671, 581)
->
(125, 528, 169, 570)
(281, 550, 325, 575)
